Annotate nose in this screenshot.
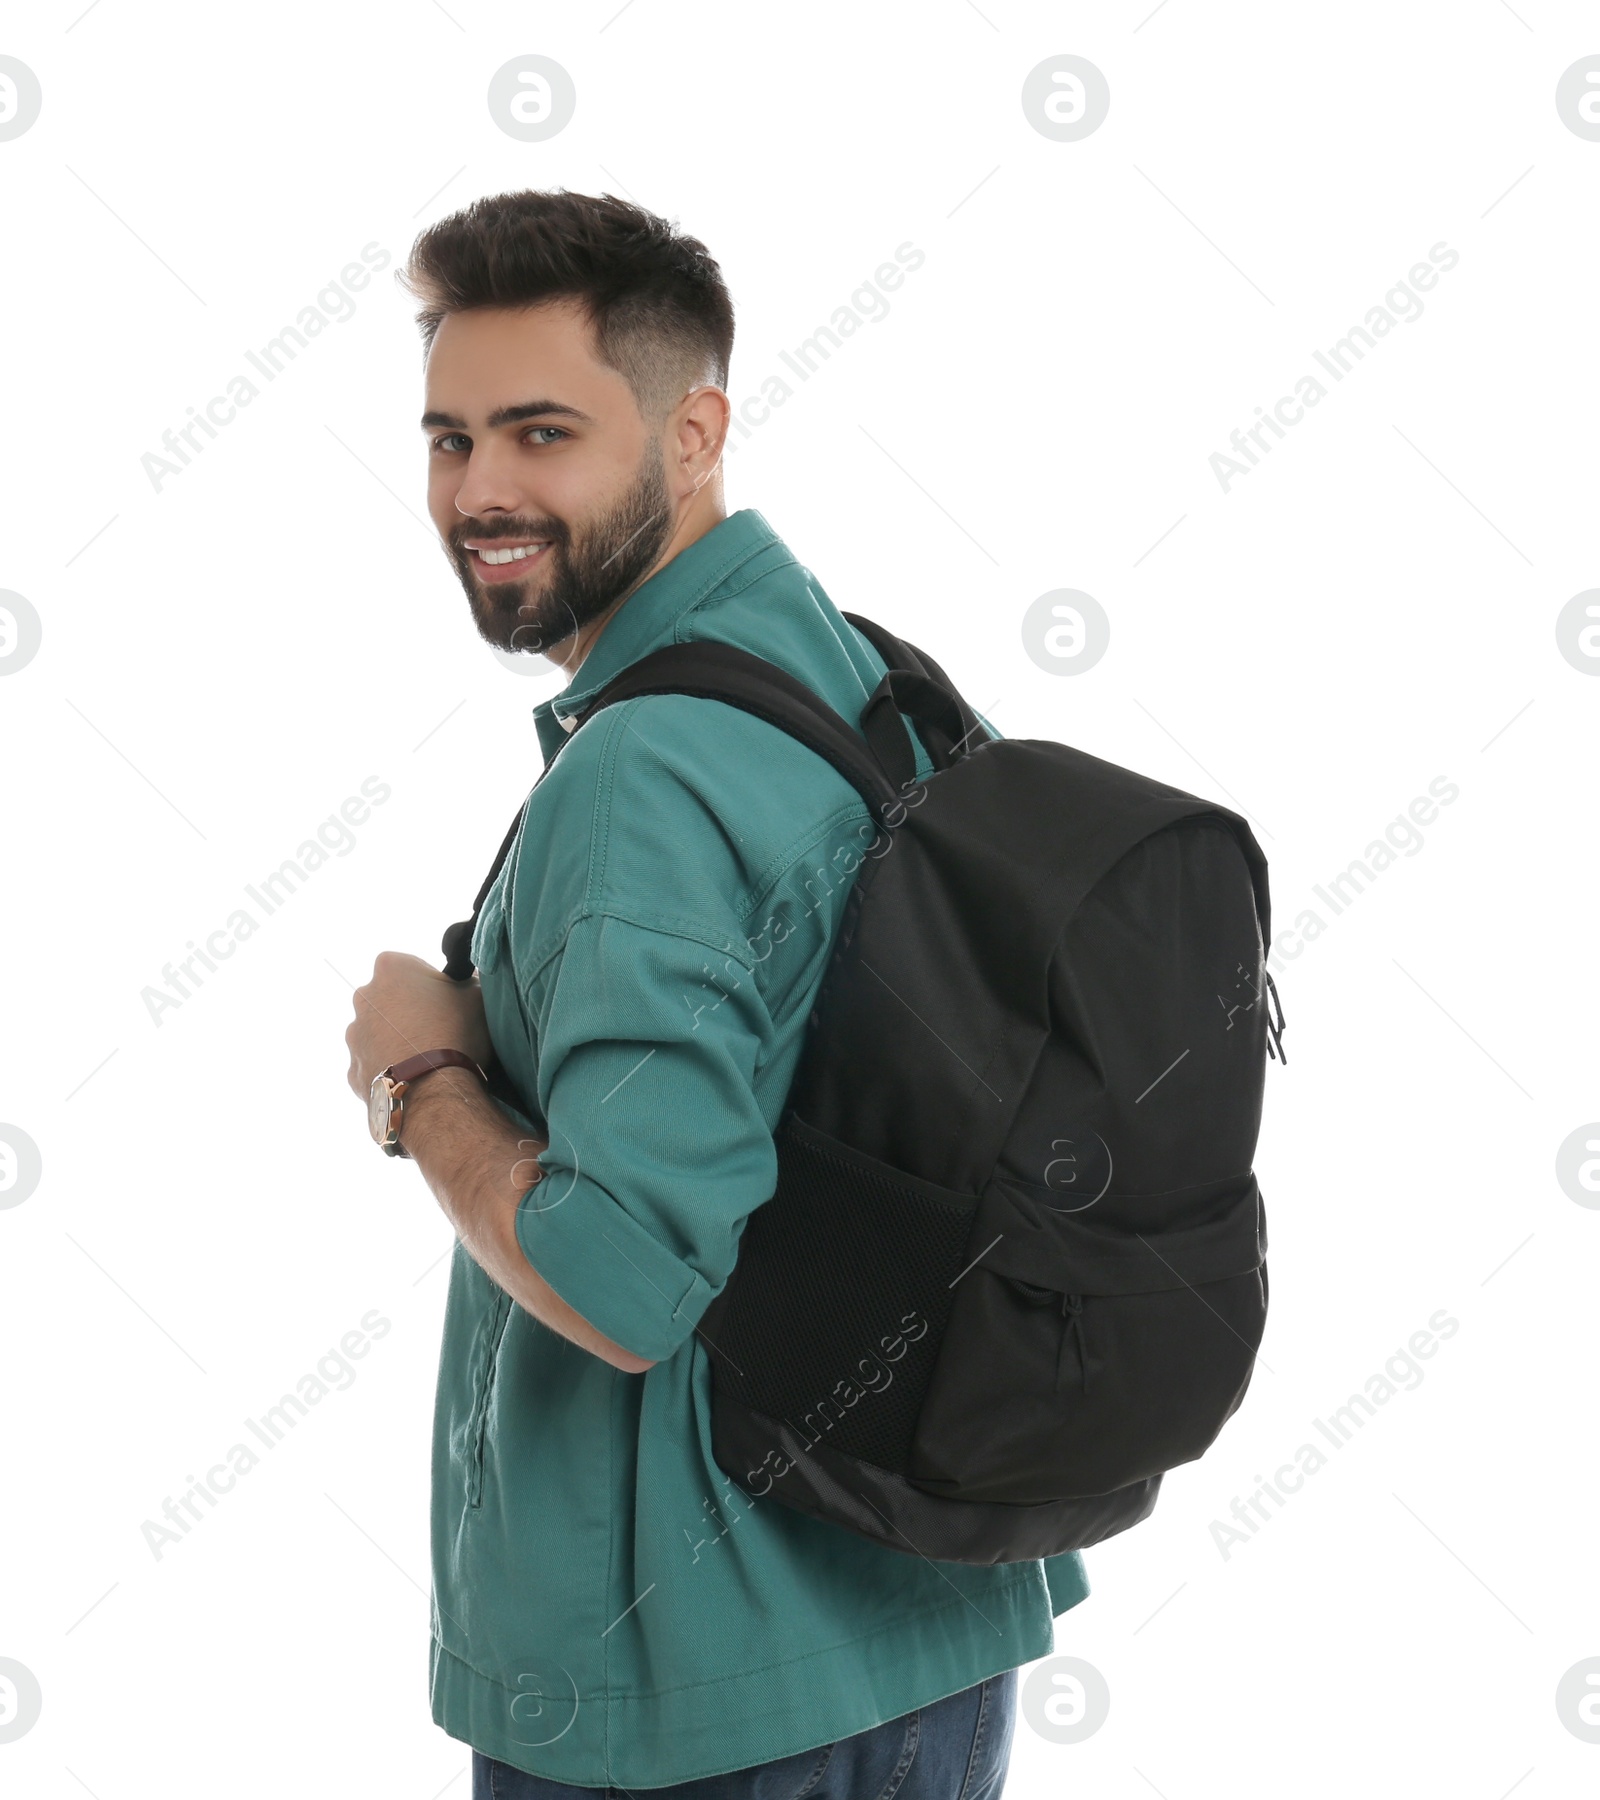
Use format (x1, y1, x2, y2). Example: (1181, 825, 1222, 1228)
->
(452, 442, 528, 521)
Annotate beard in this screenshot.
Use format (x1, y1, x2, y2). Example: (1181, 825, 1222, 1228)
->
(447, 440, 676, 656)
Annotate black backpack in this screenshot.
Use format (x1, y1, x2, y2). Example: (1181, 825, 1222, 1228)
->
(444, 613, 1284, 1565)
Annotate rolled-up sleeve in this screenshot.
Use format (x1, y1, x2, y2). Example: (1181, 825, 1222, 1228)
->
(513, 910, 776, 1364)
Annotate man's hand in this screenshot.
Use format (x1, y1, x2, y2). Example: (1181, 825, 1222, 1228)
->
(344, 950, 496, 1097)
(342, 951, 652, 1374)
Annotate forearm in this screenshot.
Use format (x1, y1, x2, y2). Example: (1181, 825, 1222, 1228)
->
(399, 1066, 653, 1374)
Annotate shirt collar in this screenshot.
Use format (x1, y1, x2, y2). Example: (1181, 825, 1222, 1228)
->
(531, 508, 782, 764)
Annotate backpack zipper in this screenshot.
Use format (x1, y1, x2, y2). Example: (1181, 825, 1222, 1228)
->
(1011, 1278, 1092, 1396)
(1056, 1292, 1090, 1396)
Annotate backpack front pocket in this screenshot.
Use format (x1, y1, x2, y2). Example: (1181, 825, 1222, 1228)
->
(908, 1172, 1267, 1503)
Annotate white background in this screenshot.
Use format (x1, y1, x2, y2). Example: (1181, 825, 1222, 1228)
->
(2, 2, 1597, 1795)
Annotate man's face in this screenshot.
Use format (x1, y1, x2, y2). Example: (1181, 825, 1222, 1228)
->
(422, 302, 678, 657)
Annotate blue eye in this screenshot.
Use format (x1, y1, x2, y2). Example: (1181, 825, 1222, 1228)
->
(432, 434, 470, 454)
(528, 426, 568, 446)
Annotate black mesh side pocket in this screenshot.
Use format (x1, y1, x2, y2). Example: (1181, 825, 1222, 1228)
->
(700, 1114, 979, 1475)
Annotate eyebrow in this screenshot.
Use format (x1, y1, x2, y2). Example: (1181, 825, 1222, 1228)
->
(420, 398, 595, 431)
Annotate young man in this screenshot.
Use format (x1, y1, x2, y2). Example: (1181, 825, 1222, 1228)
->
(342, 189, 1088, 1797)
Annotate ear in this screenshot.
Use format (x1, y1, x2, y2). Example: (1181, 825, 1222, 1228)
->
(673, 385, 731, 493)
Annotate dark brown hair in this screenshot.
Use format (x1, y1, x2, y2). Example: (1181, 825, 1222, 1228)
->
(399, 189, 735, 426)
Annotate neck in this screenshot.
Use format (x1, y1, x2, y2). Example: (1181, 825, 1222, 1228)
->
(545, 485, 727, 680)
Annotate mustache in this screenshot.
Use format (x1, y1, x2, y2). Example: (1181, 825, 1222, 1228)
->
(450, 520, 568, 550)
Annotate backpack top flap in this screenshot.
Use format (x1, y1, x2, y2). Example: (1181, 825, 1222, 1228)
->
(783, 733, 1271, 1198)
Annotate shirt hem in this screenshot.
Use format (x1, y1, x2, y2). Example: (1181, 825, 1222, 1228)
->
(429, 1573, 1056, 1788)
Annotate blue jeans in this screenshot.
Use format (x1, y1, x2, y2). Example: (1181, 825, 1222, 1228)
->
(471, 1667, 1017, 1800)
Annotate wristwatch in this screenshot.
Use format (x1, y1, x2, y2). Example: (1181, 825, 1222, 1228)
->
(368, 1049, 487, 1158)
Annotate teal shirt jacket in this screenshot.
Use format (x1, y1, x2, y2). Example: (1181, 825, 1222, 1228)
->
(428, 508, 1089, 1787)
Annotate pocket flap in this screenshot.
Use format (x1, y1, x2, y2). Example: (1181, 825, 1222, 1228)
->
(974, 1173, 1266, 1296)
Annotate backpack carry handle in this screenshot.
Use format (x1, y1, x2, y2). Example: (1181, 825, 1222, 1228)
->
(860, 668, 981, 790)
(842, 611, 992, 788)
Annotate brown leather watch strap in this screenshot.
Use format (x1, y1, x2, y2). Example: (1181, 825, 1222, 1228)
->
(385, 1048, 487, 1087)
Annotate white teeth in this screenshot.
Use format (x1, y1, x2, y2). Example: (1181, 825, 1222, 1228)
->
(479, 542, 545, 566)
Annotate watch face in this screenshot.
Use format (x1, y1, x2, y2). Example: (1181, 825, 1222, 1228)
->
(368, 1076, 395, 1144)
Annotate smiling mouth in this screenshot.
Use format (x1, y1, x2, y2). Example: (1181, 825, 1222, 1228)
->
(465, 540, 553, 582)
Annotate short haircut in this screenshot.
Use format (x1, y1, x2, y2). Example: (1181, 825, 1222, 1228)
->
(399, 188, 735, 427)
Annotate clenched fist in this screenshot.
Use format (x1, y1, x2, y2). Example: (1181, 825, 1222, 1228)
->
(344, 950, 496, 1098)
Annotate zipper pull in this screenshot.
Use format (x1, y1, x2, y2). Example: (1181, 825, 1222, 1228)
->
(1056, 1293, 1090, 1396)
(1264, 970, 1288, 1065)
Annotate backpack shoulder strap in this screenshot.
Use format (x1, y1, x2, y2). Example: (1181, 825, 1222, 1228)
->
(441, 634, 905, 980)
(567, 639, 902, 813)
